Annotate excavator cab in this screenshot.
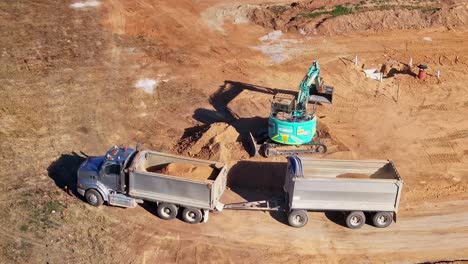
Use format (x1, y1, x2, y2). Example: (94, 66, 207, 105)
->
(271, 93, 295, 121)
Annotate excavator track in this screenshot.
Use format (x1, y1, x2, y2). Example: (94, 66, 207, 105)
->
(262, 140, 327, 157)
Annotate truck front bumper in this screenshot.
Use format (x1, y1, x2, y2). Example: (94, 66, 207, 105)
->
(77, 187, 85, 196)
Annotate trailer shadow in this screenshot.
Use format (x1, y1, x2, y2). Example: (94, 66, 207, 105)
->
(324, 211, 347, 227)
(227, 160, 290, 226)
(47, 152, 86, 200)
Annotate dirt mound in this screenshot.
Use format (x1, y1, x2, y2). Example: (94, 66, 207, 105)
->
(248, 0, 356, 30)
(178, 122, 246, 162)
(249, 1, 468, 36)
(189, 123, 238, 152)
(147, 162, 218, 181)
(316, 5, 468, 35)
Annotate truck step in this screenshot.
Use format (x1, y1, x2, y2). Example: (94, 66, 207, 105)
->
(108, 193, 138, 208)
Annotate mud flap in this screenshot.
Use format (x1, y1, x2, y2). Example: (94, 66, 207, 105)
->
(215, 201, 224, 212)
(202, 209, 210, 223)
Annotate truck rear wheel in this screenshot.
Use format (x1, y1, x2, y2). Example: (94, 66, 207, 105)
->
(372, 211, 393, 228)
(85, 189, 104, 207)
(346, 211, 365, 229)
(157, 203, 178, 220)
(182, 207, 202, 224)
(288, 210, 308, 228)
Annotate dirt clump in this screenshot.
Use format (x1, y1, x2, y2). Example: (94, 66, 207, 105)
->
(147, 162, 218, 181)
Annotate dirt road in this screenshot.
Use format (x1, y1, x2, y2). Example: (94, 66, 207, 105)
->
(0, 0, 467, 263)
(105, 197, 468, 263)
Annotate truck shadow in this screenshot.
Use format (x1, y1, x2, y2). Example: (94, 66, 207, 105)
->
(227, 160, 290, 226)
(47, 152, 86, 199)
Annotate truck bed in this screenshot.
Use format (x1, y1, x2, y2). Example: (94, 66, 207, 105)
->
(285, 157, 403, 212)
(128, 150, 227, 210)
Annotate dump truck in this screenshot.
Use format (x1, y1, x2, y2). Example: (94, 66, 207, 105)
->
(77, 146, 227, 224)
(225, 156, 403, 229)
(77, 146, 402, 229)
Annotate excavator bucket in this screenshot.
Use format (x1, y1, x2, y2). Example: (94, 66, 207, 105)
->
(247, 132, 260, 157)
(309, 85, 334, 104)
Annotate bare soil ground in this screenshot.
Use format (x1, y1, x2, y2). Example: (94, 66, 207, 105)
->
(1, 0, 468, 263)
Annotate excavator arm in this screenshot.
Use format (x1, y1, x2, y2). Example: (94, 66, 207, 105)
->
(295, 61, 333, 118)
(295, 61, 321, 116)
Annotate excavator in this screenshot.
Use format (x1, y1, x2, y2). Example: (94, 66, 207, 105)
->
(251, 61, 334, 157)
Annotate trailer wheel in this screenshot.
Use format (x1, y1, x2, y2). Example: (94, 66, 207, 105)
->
(182, 207, 202, 224)
(157, 203, 178, 220)
(288, 210, 308, 228)
(85, 189, 103, 207)
(345, 211, 365, 229)
(372, 212, 393, 228)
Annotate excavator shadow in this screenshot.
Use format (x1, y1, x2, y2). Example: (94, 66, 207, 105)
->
(181, 80, 295, 155)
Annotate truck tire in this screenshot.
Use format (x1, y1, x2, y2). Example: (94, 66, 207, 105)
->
(157, 203, 178, 220)
(182, 207, 202, 224)
(346, 211, 365, 229)
(288, 210, 308, 228)
(85, 189, 104, 207)
(372, 211, 393, 228)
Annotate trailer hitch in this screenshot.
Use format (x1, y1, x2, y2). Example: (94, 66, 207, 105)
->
(224, 198, 285, 211)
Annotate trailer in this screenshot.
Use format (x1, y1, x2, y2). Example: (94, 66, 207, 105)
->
(77, 146, 227, 224)
(226, 156, 403, 229)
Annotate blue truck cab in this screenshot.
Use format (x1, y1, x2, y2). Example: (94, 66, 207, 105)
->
(77, 146, 137, 206)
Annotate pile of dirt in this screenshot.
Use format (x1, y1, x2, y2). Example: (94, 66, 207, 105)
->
(147, 162, 218, 181)
(248, 1, 468, 36)
(248, 0, 355, 31)
(316, 5, 468, 36)
(180, 122, 246, 162)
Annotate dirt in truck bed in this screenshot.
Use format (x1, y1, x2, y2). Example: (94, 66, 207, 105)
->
(146, 163, 219, 181)
(335, 173, 370, 179)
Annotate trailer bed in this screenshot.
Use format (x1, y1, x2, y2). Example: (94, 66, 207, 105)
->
(285, 157, 403, 212)
(128, 150, 227, 210)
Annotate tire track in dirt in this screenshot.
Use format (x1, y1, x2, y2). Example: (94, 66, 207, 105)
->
(421, 129, 468, 165)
